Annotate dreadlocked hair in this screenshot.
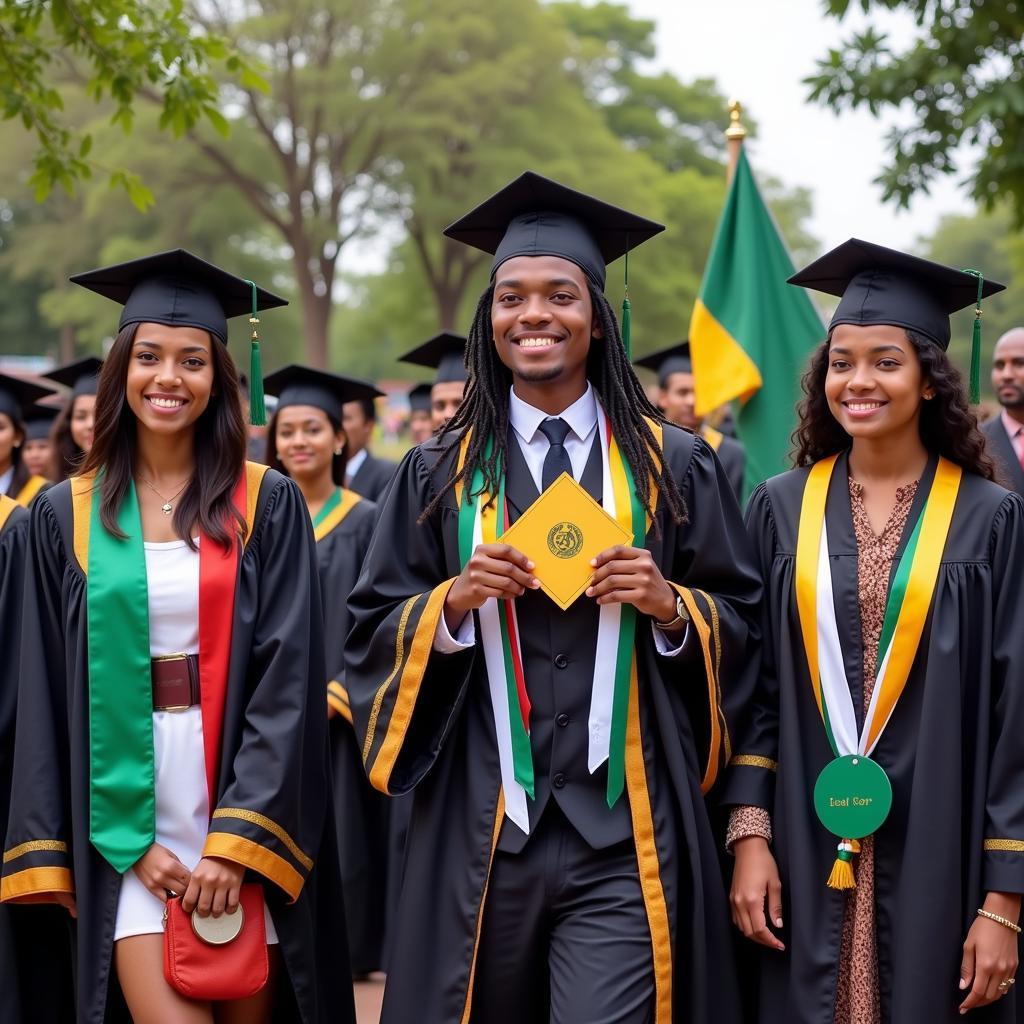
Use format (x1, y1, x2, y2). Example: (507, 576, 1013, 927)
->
(420, 282, 688, 527)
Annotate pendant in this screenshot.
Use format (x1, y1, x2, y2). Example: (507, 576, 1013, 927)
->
(161, 502, 173, 515)
(813, 754, 892, 839)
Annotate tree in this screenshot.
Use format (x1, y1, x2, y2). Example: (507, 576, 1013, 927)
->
(806, 1, 1024, 224)
(0, 0, 261, 207)
(917, 202, 1024, 393)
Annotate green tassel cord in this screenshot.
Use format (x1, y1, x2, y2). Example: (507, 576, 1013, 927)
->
(964, 269, 984, 406)
(244, 279, 265, 426)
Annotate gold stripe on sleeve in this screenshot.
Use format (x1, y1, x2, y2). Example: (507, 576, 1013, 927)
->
(211, 808, 312, 871)
(730, 755, 778, 772)
(369, 578, 458, 793)
(1, 866, 74, 903)
(363, 594, 420, 764)
(984, 839, 1024, 853)
(202, 833, 304, 902)
(3, 839, 68, 864)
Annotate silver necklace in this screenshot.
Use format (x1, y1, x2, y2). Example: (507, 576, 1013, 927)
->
(138, 476, 190, 516)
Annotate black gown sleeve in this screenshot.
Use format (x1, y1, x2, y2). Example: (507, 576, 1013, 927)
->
(201, 477, 329, 903)
(718, 481, 779, 812)
(980, 492, 1024, 893)
(663, 435, 763, 792)
(345, 447, 474, 797)
(1, 495, 75, 902)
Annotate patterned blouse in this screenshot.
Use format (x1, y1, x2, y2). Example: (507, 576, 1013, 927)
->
(728, 475, 918, 1024)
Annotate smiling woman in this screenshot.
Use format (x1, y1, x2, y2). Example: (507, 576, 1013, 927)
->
(724, 239, 1024, 1024)
(1, 249, 354, 1024)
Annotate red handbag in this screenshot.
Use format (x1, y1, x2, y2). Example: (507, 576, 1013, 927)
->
(163, 882, 269, 1001)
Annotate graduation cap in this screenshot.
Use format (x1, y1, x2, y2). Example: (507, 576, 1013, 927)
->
(263, 364, 383, 427)
(42, 355, 104, 398)
(408, 382, 433, 415)
(70, 249, 288, 425)
(789, 238, 1006, 404)
(0, 373, 56, 425)
(633, 341, 692, 388)
(24, 403, 59, 441)
(399, 332, 469, 386)
(444, 171, 664, 356)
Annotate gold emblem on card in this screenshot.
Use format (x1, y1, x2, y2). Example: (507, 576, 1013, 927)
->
(500, 472, 632, 611)
(547, 522, 583, 559)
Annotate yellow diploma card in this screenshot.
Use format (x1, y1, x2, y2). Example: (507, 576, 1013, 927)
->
(499, 472, 633, 611)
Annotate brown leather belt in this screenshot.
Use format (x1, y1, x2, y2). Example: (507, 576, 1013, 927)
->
(152, 654, 201, 711)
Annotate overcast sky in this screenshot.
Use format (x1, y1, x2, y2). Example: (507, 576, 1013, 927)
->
(628, 0, 973, 256)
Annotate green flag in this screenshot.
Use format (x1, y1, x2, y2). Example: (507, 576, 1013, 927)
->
(688, 149, 823, 499)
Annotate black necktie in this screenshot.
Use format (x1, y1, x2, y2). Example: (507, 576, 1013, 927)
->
(539, 417, 573, 491)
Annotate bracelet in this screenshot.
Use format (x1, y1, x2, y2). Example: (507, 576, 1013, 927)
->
(654, 593, 689, 630)
(977, 908, 1022, 934)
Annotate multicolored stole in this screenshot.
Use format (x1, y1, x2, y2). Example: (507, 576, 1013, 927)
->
(312, 486, 361, 542)
(13, 474, 46, 507)
(455, 405, 657, 833)
(76, 466, 263, 873)
(795, 453, 961, 888)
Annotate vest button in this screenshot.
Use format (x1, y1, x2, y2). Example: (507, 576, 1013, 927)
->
(554, 653, 569, 669)
(553, 772, 567, 789)
(556, 713, 570, 728)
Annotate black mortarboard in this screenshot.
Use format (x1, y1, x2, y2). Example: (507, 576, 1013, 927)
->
(399, 332, 468, 386)
(24, 403, 59, 441)
(23, 401, 59, 442)
(634, 341, 692, 388)
(444, 172, 664, 356)
(42, 356, 104, 398)
(263, 365, 383, 427)
(70, 249, 288, 424)
(408, 383, 433, 415)
(789, 238, 1005, 403)
(0, 374, 56, 424)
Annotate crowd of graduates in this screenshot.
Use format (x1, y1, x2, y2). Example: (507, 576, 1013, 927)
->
(2, 172, 1024, 1024)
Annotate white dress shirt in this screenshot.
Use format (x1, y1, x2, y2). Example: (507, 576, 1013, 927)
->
(0, 465, 13, 496)
(344, 447, 368, 485)
(435, 385, 687, 656)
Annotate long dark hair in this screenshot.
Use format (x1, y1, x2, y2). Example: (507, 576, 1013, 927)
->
(422, 282, 687, 525)
(793, 329, 997, 480)
(0, 411, 28, 496)
(51, 395, 89, 482)
(267, 406, 349, 486)
(81, 323, 248, 548)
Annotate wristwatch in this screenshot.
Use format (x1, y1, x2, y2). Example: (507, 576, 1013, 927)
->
(654, 593, 689, 630)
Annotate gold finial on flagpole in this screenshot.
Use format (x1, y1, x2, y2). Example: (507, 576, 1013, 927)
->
(726, 99, 747, 185)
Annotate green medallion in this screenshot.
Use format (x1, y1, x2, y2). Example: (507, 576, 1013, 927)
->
(813, 755, 892, 839)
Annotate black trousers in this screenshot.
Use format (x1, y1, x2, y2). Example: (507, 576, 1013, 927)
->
(470, 804, 654, 1024)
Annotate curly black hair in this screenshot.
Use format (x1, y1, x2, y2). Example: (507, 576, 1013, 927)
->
(793, 329, 997, 481)
(421, 282, 688, 526)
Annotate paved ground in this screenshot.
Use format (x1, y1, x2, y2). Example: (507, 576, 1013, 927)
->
(354, 976, 385, 1023)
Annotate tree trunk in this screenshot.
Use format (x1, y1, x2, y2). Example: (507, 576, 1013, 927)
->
(292, 253, 332, 368)
(59, 322, 76, 364)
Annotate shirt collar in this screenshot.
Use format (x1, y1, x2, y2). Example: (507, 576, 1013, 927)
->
(346, 447, 369, 477)
(509, 383, 598, 445)
(1001, 408, 1024, 439)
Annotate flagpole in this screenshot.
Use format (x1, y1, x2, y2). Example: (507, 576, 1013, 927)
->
(725, 99, 747, 184)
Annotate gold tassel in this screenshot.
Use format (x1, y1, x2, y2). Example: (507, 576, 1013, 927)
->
(826, 839, 861, 890)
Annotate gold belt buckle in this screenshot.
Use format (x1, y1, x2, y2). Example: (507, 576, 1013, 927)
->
(153, 652, 192, 713)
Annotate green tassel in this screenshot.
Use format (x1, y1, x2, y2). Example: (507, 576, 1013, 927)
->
(964, 269, 985, 406)
(621, 294, 632, 360)
(244, 279, 265, 426)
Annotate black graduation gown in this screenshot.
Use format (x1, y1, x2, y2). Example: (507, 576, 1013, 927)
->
(347, 452, 397, 502)
(1, 468, 353, 1024)
(722, 453, 1024, 1024)
(345, 423, 763, 1024)
(316, 492, 392, 975)
(717, 436, 747, 503)
(0, 498, 75, 1024)
(981, 417, 1024, 497)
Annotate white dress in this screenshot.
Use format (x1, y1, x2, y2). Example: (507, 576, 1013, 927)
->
(113, 538, 277, 943)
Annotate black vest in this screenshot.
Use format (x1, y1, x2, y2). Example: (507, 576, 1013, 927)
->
(496, 430, 633, 853)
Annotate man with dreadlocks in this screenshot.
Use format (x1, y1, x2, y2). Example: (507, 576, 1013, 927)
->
(345, 172, 762, 1024)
